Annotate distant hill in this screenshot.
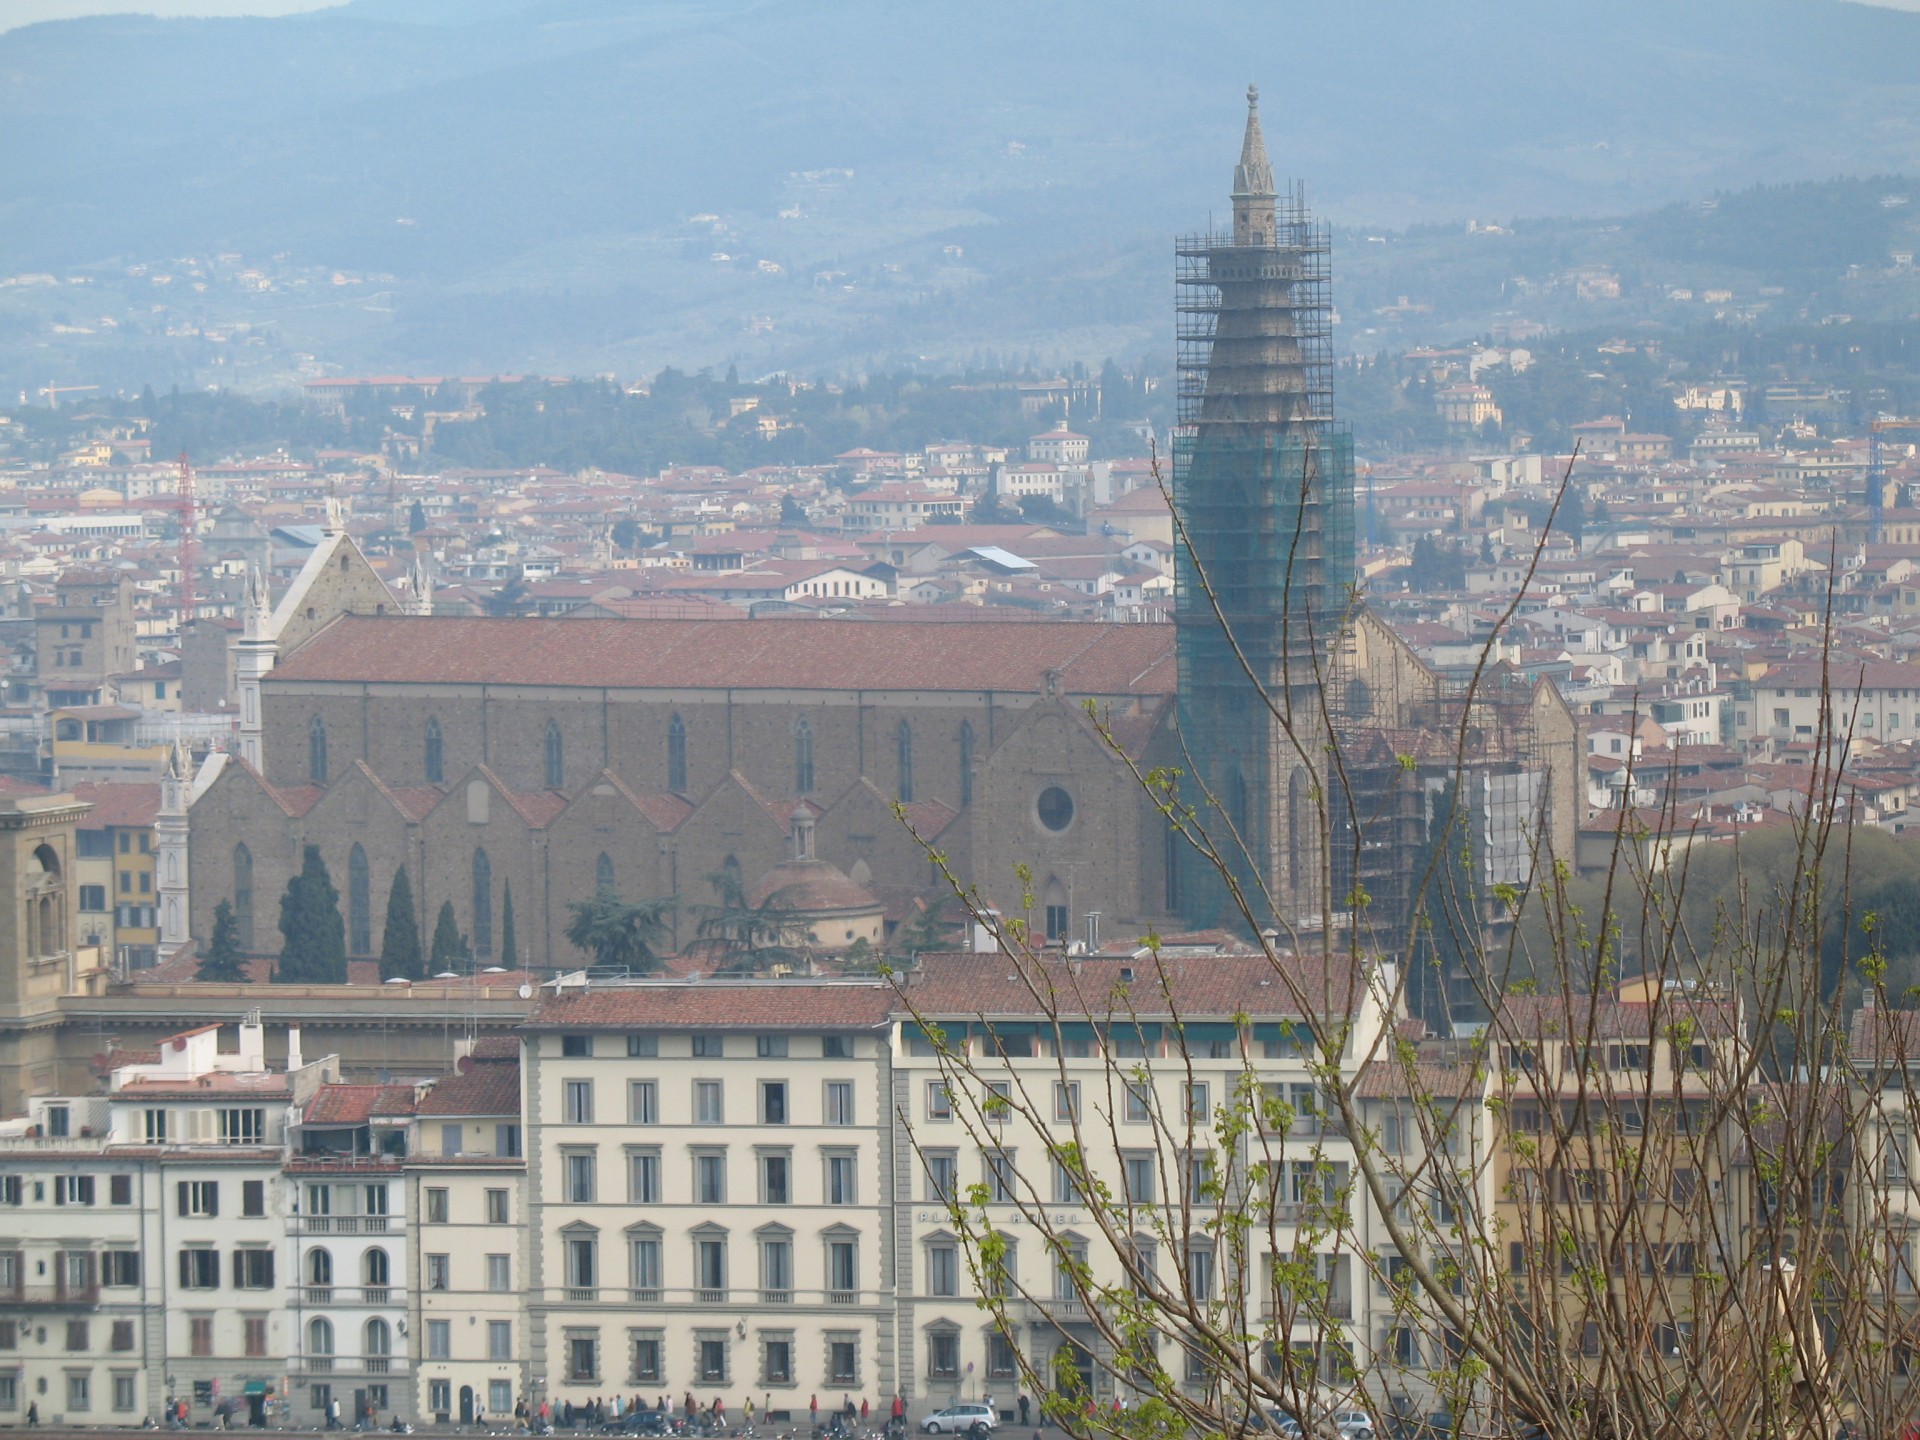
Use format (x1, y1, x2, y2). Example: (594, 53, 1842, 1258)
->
(7, 0, 1920, 382)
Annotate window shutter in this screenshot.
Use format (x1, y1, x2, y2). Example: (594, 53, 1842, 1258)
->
(210, 1251, 220, 1288)
(178, 1250, 190, 1288)
(262, 1252, 274, 1288)
(206, 1183, 218, 1218)
(177, 1181, 189, 1216)
(231, 1251, 243, 1286)
(52, 1252, 64, 1297)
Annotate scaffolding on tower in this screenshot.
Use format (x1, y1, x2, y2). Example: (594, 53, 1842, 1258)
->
(173, 453, 198, 630)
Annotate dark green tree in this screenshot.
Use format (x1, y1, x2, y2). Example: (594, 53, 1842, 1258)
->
(275, 844, 347, 984)
(430, 901, 467, 974)
(196, 899, 249, 983)
(692, 868, 808, 974)
(564, 889, 675, 972)
(408, 501, 426, 534)
(483, 576, 527, 616)
(500, 882, 518, 970)
(378, 866, 423, 981)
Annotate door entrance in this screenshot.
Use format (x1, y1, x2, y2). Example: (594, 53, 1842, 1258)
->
(460, 1387, 476, 1425)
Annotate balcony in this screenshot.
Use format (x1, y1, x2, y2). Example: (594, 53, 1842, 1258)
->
(760, 1290, 792, 1305)
(696, 1289, 727, 1304)
(0, 1285, 99, 1309)
(362, 1288, 391, 1306)
(297, 1216, 391, 1235)
(826, 1290, 858, 1306)
(629, 1289, 661, 1304)
(305, 1288, 333, 1306)
(565, 1288, 597, 1303)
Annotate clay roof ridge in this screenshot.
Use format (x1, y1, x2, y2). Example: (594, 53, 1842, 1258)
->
(589, 769, 694, 833)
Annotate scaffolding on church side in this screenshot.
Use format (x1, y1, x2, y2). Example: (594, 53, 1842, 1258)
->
(1171, 140, 1358, 930)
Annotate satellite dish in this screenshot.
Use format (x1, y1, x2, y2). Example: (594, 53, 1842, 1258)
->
(481, 966, 507, 974)
(384, 977, 410, 985)
(433, 971, 459, 980)
(518, 984, 533, 1000)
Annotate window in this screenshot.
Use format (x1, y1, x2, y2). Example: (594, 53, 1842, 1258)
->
(986, 1149, 1016, 1203)
(926, 1083, 952, 1121)
(827, 1237, 858, 1296)
(630, 1235, 662, 1300)
(1052, 1158, 1078, 1206)
(241, 1179, 265, 1216)
(760, 1234, 793, 1298)
(365, 1318, 391, 1360)
(823, 1035, 851, 1058)
(627, 1035, 659, 1058)
(667, 714, 688, 793)
(927, 1331, 960, 1381)
(829, 1336, 858, 1386)
(692, 1034, 725, 1059)
(309, 715, 328, 784)
(425, 1189, 448, 1224)
(1186, 1081, 1210, 1122)
(926, 1242, 957, 1297)
(795, 719, 814, 794)
(428, 1382, 451, 1417)
(1123, 1153, 1156, 1205)
(485, 1253, 510, 1292)
(427, 1320, 450, 1361)
(441, 1123, 463, 1156)
(958, 721, 974, 806)
(566, 1236, 598, 1292)
(757, 1034, 788, 1058)
(565, 1151, 596, 1204)
(761, 1081, 788, 1125)
(425, 1254, 449, 1291)
(219, 1108, 264, 1145)
(924, 1152, 958, 1204)
(67, 1373, 90, 1412)
(562, 1034, 593, 1057)
(696, 1151, 727, 1205)
(308, 1249, 333, 1288)
(103, 1252, 139, 1288)
(65, 1320, 88, 1352)
(896, 720, 914, 802)
(1187, 1244, 1216, 1302)
(348, 844, 370, 955)
(695, 1236, 727, 1299)
(498, 1123, 522, 1157)
(825, 1080, 855, 1126)
(54, 1175, 94, 1206)
(568, 1335, 598, 1384)
(234, 1250, 274, 1289)
(695, 1080, 725, 1124)
(178, 1248, 220, 1289)
(488, 1320, 512, 1361)
(233, 843, 254, 948)
(472, 847, 492, 957)
(630, 1151, 662, 1205)
(1055, 1081, 1080, 1123)
(987, 1333, 1018, 1382)
(486, 1189, 509, 1225)
(632, 1333, 664, 1385)
(826, 1152, 858, 1205)
(424, 717, 444, 784)
(545, 720, 564, 789)
(1037, 785, 1075, 833)
(629, 1080, 658, 1125)
(564, 1080, 594, 1124)
(79, 884, 105, 911)
(698, 1336, 727, 1384)
(489, 1381, 513, 1416)
(762, 1337, 792, 1385)
(1045, 900, 1068, 942)
(760, 1153, 790, 1205)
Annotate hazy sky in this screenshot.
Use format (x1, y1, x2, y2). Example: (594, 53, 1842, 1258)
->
(0, 0, 1914, 32)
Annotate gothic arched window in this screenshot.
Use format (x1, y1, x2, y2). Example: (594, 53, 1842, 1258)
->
(233, 843, 254, 949)
(595, 852, 615, 894)
(472, 849, 493, 957)
(308, 714, 328, 785)
(544, 721, 564, 790)
(667, 714, 687, 794)
(348, 844, 370, 955)
(795, 719, 815, 795)
(957, 721, 974, 808)
(425, 717, 444, 785)
(896, 720, 915, 803)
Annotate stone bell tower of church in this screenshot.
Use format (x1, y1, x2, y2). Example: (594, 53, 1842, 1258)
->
(0, 793, 91, 1108)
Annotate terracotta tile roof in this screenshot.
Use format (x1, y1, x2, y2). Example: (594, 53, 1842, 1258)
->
(1850, 1006, 1920, 1064)
(304, 1083, 419, 1126)
(270, 616, 1177, 696)
(1355, 1059, 1484, 1100)
(416, 1054, 521, 1117)
(901, 952, 1357, 1019)
(70, 781, 160, 830)
(523, 982, 896, 1032)
(470, 1037, 519, 1060)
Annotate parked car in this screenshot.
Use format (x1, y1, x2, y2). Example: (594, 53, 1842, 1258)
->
(921, 1405, 998, 1435)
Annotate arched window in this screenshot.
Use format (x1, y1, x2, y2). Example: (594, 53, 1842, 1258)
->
(667, 713, 687, 794)
(308, 1250, 333, 1287)
(425, 717, 444, 785)
(896, 720, 915, 803)
(309, 714, 328, 785)
(348, 844, 370, 955)
(308, 1317, 333, 1358)
(795, 719, 814, 795)
(544, 721, 564, 789)
(595, 853, 615, 894)
(233, 843, 254, 949)
(363, 1249, 390, 1287)
(1043, 879, 1069, 944)
(472, 849, 493, 958)
(957, 721, 974, 807)
(365, 1317, 391, 1359)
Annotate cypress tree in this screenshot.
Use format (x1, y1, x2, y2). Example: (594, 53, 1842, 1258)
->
(500, 882, 518, 970)
(430, 900, 466, 974)
(275, 844, 347, 984)
(196, 900, 249, 983)
(379, 867, 423, 981)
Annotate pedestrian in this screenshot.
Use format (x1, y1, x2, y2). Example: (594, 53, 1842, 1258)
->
(328, 1397, 342, 1432)
(28, 1401, 40, 1427)
(809, 1396, 819, 1430)
(745, 1399, 756, 1427)
(1017, 1397, 1030, 1429)
(860, 1401, 869, 1425)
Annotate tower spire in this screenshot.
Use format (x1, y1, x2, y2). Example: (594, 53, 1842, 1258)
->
(1231, 83, 1277, 247)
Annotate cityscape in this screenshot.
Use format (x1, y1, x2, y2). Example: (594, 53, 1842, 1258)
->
(7, 5, 1920, 1440)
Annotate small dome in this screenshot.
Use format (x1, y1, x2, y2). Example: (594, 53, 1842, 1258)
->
(748, 857, 881, 916)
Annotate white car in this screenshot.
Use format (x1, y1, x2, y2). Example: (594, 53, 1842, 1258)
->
(1333, 1413, 1374, 1440)
(921, 1405, 997, 1435)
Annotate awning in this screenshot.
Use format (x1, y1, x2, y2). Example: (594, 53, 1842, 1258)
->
(244, 1383, 268, 1396)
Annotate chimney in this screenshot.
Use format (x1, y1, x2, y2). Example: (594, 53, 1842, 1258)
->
(286, 1027, 303, 1074)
